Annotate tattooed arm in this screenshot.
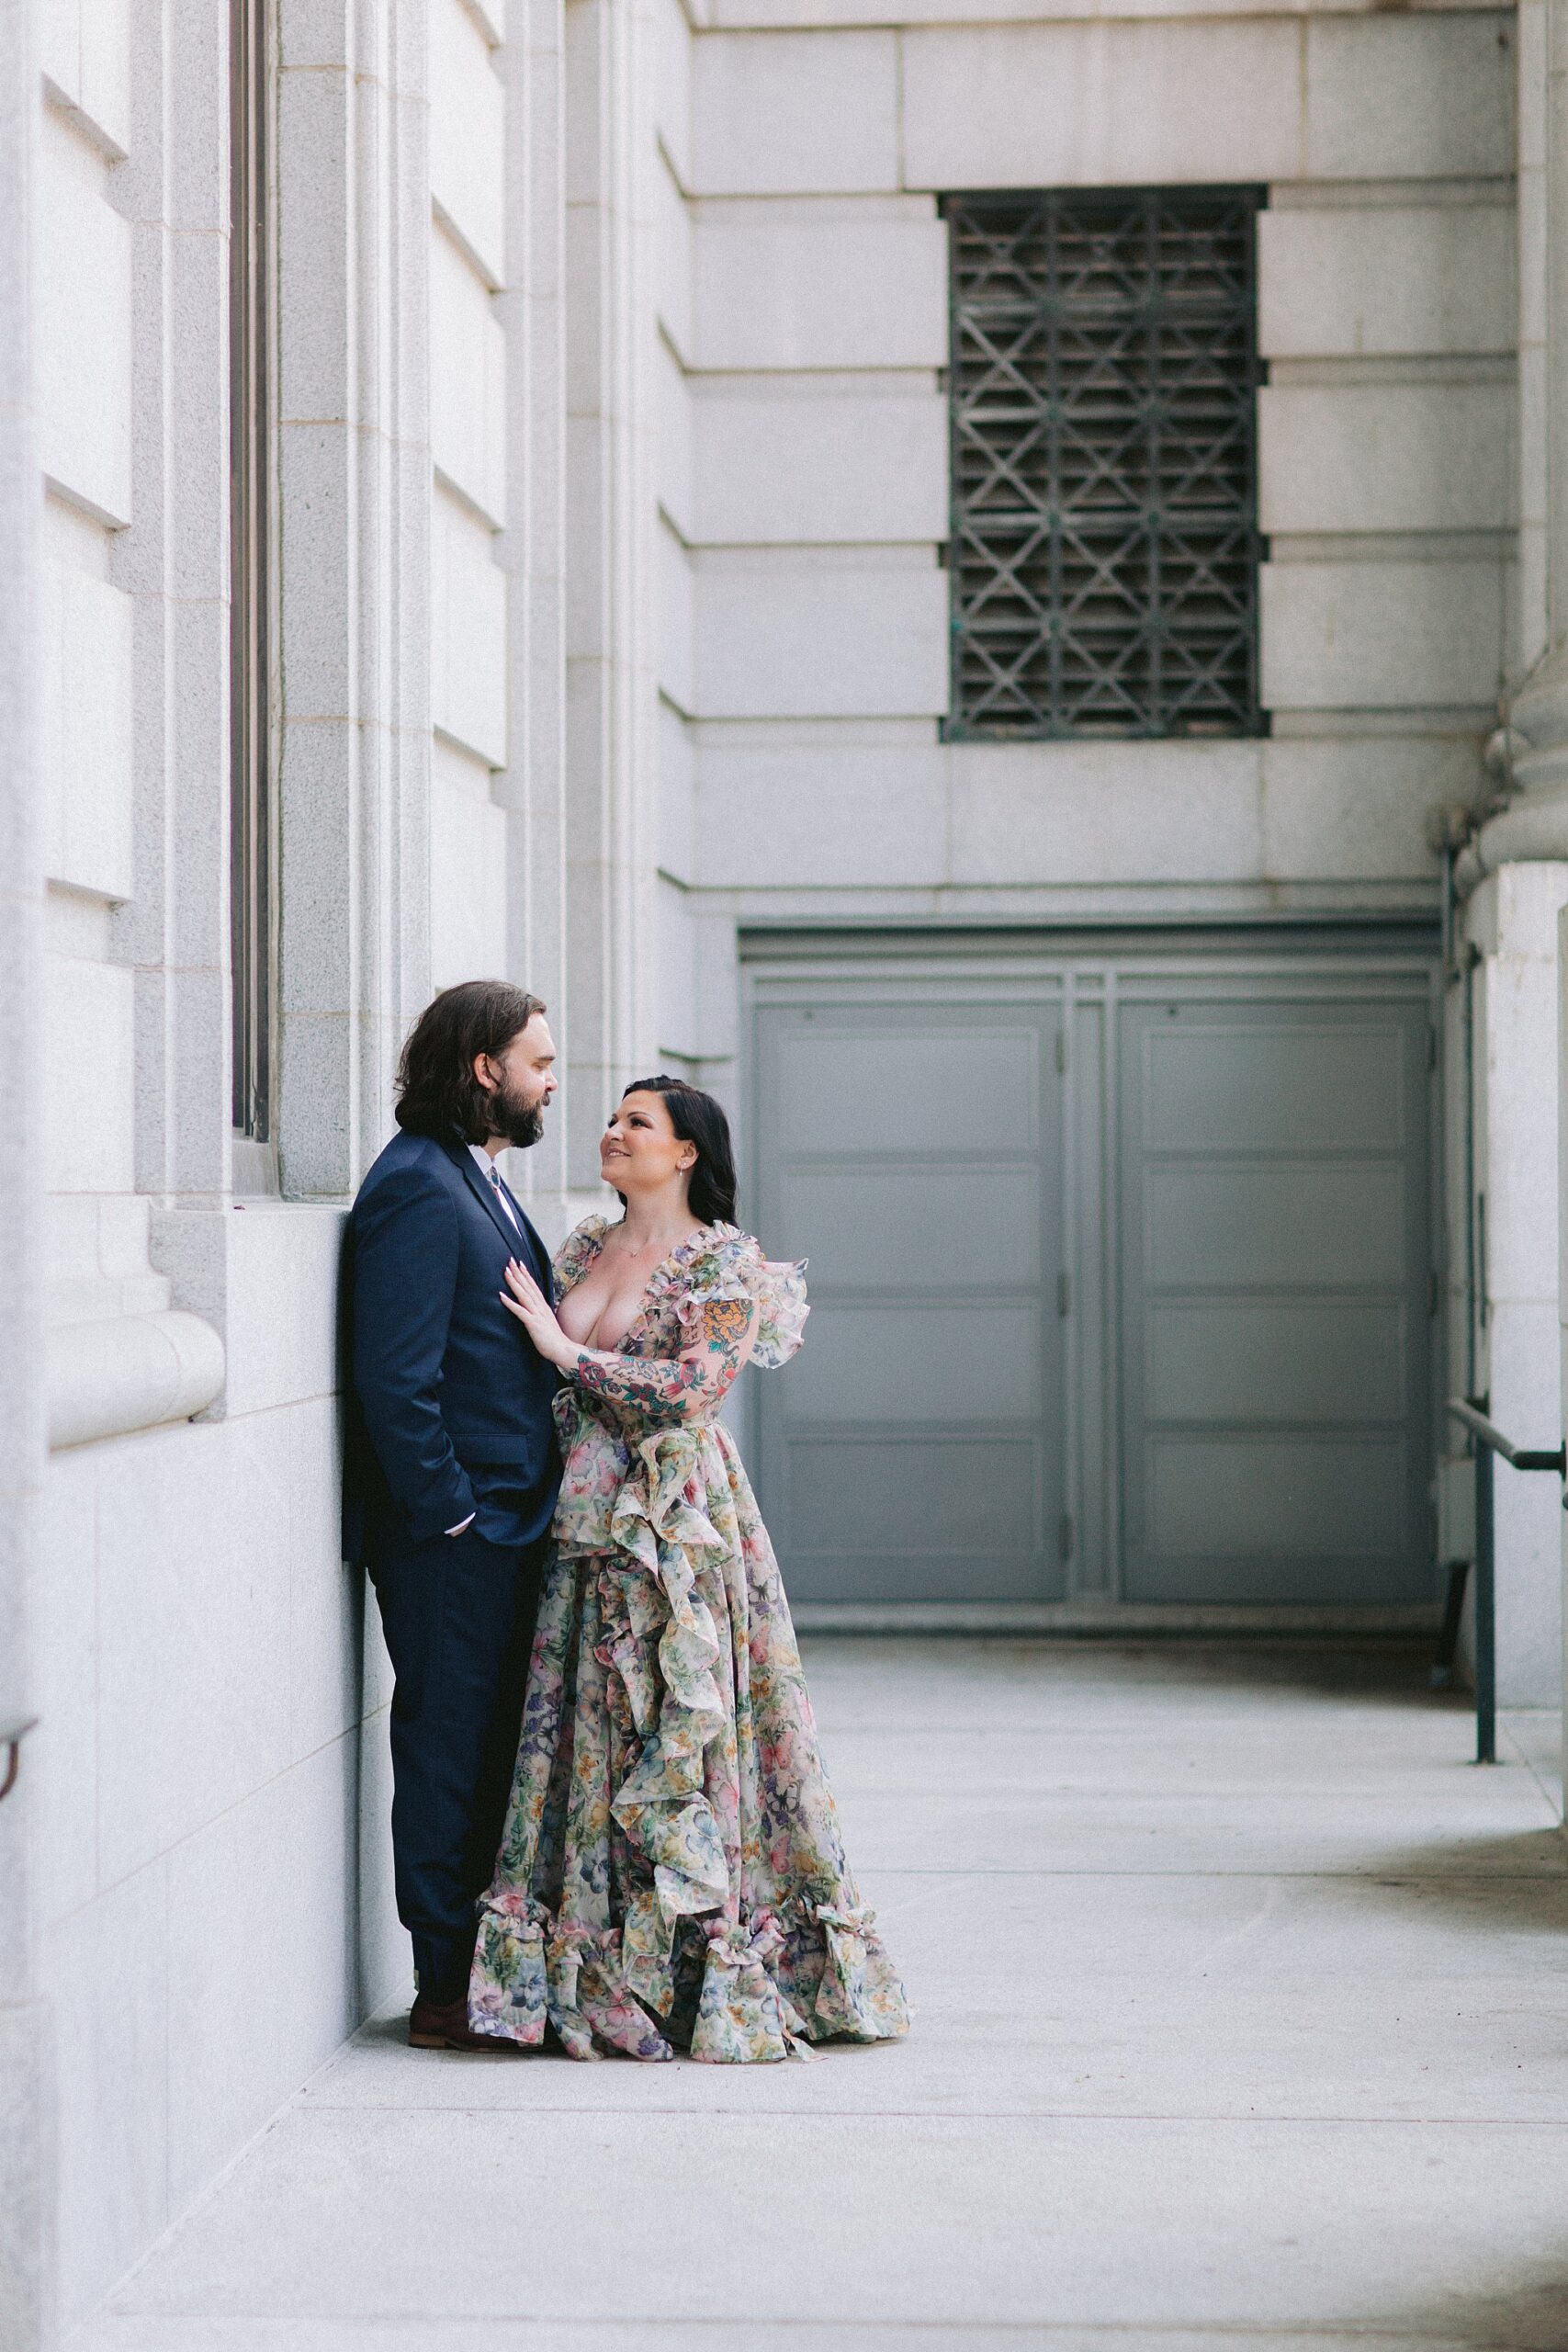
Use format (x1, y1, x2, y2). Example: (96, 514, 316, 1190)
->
(498, 1259, 759, 1418)
(572, 1293, 758, 1416)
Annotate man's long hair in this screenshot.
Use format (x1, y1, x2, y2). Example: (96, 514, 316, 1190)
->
(394, 980, 547, 1143)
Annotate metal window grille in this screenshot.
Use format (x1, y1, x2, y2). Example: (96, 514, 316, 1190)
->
(230, 0, 276, 1138)
(943, 187, 1266, 741)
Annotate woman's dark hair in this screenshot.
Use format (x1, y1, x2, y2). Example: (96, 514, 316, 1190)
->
(395, 980, 547, 1142)
(618, 1075, 738, 1227)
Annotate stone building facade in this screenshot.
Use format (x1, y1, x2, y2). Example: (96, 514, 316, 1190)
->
(0, 0, 1561, 2342)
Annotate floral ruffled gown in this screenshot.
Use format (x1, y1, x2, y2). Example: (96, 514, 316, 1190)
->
(468, 1217, 910, 2063)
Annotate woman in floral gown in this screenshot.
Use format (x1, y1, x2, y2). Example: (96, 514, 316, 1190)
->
(467, 1073, 910, 2064)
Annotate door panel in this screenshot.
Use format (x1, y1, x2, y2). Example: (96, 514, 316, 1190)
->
(780, 1164, 1043, 1288)
(785, 1303, 1044, 1422)
(1143, 1023, 1407, 1151)
(754, 1001, 1065, 1603)
(750, 949, 1437, 1611)
(1120, 996, 1433, 1605)
(1146, 1302, 1406, 1423)
(786, 1437, 1042, 1555)
(1149, 1437, 1407, 1558)
(1145, 1163, 1406, 1289)
(772, 1028, 1041, 1154)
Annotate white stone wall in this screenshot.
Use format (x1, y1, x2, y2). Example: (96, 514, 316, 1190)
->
(24, 8, 435, 2330)
(0, 0, 46, 2340)
(666, 11, 1511, 969)
(11, 0, 663, 2322)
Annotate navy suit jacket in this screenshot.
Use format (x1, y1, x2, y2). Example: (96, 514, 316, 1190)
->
(341, 1129, 562, 1561)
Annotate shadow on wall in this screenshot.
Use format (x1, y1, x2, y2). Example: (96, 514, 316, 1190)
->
(335, 1223, 408, 2024)
(1386, 2259, 1568, 2352)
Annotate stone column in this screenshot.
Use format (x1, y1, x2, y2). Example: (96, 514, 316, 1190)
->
(1446, 10, 1568, 1725)
(561, 0, 660, 1204)
(274, 0, 433, 1201)
(1462, 1, 1568, 878)
(497, 0, 572, 1237)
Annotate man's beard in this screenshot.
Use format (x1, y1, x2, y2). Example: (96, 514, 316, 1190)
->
(485, 1080, 546, 1150)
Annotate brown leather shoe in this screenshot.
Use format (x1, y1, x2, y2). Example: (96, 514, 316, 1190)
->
(408, 1992, 525, 2053)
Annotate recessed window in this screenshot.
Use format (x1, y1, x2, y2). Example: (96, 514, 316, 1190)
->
(942, 187, 1267, 741)
(230, 0, 276, 1140)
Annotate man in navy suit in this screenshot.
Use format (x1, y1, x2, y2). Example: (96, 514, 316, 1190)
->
(344, 979, 563, 2052)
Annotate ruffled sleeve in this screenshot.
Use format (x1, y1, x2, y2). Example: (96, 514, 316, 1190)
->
(673, 1225, 808, 1371)
(552, 1213, 609, 1301)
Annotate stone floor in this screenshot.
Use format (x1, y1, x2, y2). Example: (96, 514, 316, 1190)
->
(75, 1640, 1568, 2352)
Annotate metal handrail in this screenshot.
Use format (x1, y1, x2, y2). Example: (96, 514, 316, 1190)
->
(1446, 1400, 1566, 1476)
(0, 1716, 36, 1804)
(1446, 1400, 1567, 1765)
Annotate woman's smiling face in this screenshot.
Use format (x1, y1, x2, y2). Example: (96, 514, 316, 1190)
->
(600, 1090, 697, 1200)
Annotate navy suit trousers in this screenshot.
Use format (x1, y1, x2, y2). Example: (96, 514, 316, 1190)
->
(370, 1522, 547, 2002)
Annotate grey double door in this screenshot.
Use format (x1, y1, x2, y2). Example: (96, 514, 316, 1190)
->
(749, 941, 1438, 1611)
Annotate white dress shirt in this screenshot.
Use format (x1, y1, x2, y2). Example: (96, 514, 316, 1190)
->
(469, 1142, 524, 1236)
(447, 1146, 525, 1533)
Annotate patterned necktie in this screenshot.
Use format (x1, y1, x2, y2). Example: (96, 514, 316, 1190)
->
(483, 1158, 517, 1232)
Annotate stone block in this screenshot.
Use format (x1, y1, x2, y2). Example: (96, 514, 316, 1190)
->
(564, 197, 608, 415)
(659, 872, 699, 1060)
(46, 1862, 169, 2333)
(655, 153, 694, 360)
(165, 1736, 361, 2211)
(1303, 15, 1514, 182)
(276, 62, 354, 429)
(41, 0, 130, 158)
(693, 551, 949, 718)
(1472, 865, 1568, 1308)
(948, 739, 1265, 888)
(693, 379, 947, 546)
(431, 0, 506, 283)
(30, 1446, 97, 1928)
(276, 721, 355, 1022)
(1260, 384, 1515, 538)
(1486, 1297, 1564, 1705)
(1258, 207, 1515, 361)
(654, 0, 693, 188)
(693, 198, 946, 372)
(692, 29, 898, 195)
(277, 1007, 357, 1204)
(164, 223, 231, 603)
(39, 107, 133, 524)
(283, 1395, 363, 1758)
(0, 2003, 48, 2352)
(694, 727, 948, 888)
(43, 951, 133, 1195)
(657, 517, 696, 716)
(40, 547, 134, 900)
(1259, 738, 1479, 885)
(432, 486, 508, 766)
(901, 21, 1303, 191)
(430, 738, 508, 989)
(659, 699, 695, 883)
(1261, 559, 1505, 713)
(220, 1203, 346, 1419)
(657, 335, 694, 542)
(95, 1419, 292, 1883)
(278, 425, 356, 720)
(431, 223, 507, 526)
